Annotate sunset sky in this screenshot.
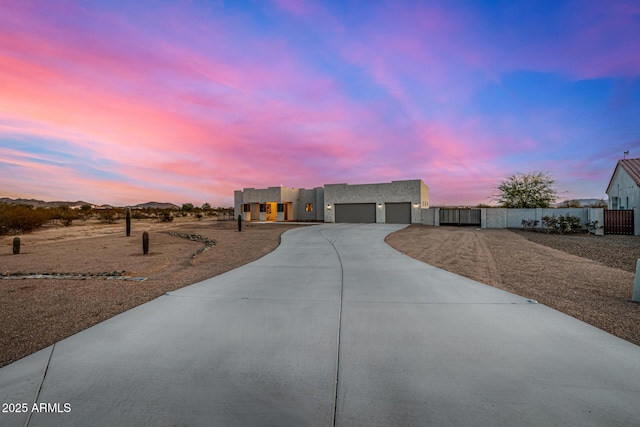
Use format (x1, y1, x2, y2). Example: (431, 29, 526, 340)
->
(1, 0, 638, 207)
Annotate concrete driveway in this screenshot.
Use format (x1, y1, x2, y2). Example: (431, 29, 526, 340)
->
(1, 224, 639, 426)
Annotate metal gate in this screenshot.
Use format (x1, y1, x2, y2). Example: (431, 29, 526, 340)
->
(604, 210, 634, 235)
(439, 209, 481, 226)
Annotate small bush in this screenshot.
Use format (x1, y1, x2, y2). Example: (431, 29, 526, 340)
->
(0, 204, 53, 234)
(53, 206, 80, 227)
(97, 208, 125, 224)
(541, 215, 582, 234)
(586, 220, 602, 234)
(561, 215, 582, 233)
(159, 211, 174, 222)
(521, 219, 540, 230)
(99, 212, 115, 224)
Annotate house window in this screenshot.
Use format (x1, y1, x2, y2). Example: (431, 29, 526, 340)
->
(305, 203, 313, 212)
(260, 203, 266, 213)
(243, 204, 250, 213)
(277, 203, 284, 213)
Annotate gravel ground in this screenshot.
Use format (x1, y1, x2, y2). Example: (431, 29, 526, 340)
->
(386, 226, 640, 348)
(0, 219, 303, 367)
(2, 222, 639, 368)
(511, 229, 640, 273)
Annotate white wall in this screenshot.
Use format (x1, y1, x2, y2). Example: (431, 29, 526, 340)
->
(491, 208, 591, 229)
(420, 207, 603, 233)
(607, 166, 640, 235)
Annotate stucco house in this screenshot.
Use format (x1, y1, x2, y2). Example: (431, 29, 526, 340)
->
(234, 179, 429, 224)
(606, 157, 640, 235)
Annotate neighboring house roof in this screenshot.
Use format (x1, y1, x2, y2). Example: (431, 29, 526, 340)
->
(606, 158, 640, 194)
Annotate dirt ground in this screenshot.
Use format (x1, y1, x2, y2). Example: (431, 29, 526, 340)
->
(386, 226, 640, 348)
(0, 218, 303, 367)
(2, 221, 639, 368)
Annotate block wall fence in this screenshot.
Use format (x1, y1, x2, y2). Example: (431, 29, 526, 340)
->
(420, 207, 605, 235)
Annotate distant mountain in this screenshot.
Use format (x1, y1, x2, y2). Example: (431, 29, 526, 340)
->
(0, 197, 92, 208)
(0, 198, 180, 209)
(133, 201, 180, 209)
(553, 198, 608, 207)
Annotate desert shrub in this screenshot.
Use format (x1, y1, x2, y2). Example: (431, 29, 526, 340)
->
(0, 204, 54, 234)
(159, 210, 174, 222)
(98, 212, 116, 224)
(541, 215, 582, 234)
(521, 219, 540, 230)
(97, 208, 123, 224)
(541, 215, 557, 233)
(52, 206, 80, 226)
(132, 208, 153, 220)
(586, 220, 602, 234)
(560, 215, 582, 233)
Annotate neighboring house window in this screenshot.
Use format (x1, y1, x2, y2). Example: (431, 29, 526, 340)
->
(277, 203, 284, 213)
(260, 203, 266, 212)
(305, 203, 313, 212)
(243, 204, 250, 213)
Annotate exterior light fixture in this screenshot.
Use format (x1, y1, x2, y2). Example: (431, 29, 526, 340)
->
(378, 203, 383, 208)
(413, 203, 420, 208)
(327, 204, 332, 209)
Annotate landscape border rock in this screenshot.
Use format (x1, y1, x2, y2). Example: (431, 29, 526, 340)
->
(162, 231, 216, 258)
(0, 271, 146, 281)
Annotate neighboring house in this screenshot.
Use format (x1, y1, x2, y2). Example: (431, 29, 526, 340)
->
(606, 157, 640, 235)
(234, 179, 429, 224)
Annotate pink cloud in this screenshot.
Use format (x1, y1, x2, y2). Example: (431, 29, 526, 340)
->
(0, 2, 386, 204)
(0, 1, 633, 206)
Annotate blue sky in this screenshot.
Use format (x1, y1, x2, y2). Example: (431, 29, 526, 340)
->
(0, 0, 638, 206)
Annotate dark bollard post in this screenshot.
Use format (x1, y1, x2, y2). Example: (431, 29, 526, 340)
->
(12, 237, 20, 254)
(142, 231, 149, 255)
(238, 214, 242, 232)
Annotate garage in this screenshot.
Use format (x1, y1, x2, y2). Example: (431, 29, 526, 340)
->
(335, 203, 376, 223)
(385, 202, 411, 224)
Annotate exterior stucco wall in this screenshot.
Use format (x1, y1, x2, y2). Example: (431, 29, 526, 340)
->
(315, 187, 325, 221)
(235, 186, 325, 221)
(607, 167, 639, 210)
(235, 187, 298, 221)
(297, 189, 321, 221)
(324, 180, 428, 224)
(607, 167, 640, 235)
(480, 207, 597, 230)
(233, 190, 243, 221)
(418, 207, 603, 232)
(421, 207, 437, 225)
(236, 180, 427, 223)
(481, 208, 507, 228)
